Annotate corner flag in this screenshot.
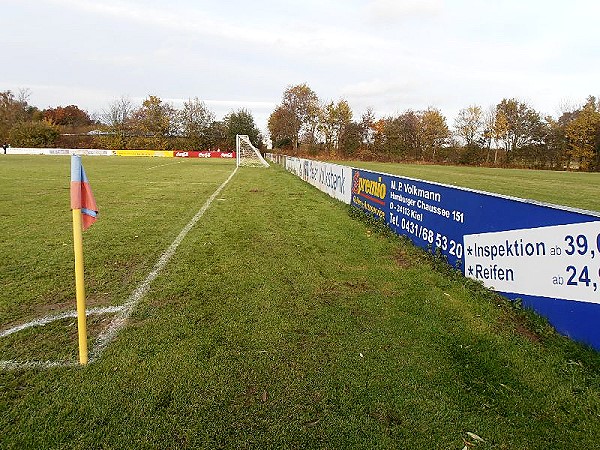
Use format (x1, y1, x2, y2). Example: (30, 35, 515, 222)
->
(70, 155, 98, 230)
(70, 155, 98, 365)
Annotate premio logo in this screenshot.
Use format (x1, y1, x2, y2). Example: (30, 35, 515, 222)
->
(352, 171, 387, 205)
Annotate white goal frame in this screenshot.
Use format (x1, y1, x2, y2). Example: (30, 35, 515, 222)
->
(236, 135, 269, 167)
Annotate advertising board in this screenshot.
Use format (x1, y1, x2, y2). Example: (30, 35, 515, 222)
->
(115, 150, 173, 157)
(284, 156, 352, 204)
(351, 168, 600, 349)
(6, 148, 114, 156)
(173, 151, 236, 158)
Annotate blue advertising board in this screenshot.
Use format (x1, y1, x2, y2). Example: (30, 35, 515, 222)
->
(351, 168, 600, 350)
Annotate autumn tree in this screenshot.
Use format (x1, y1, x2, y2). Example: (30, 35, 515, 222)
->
(454, 105, 484, 147)
(491, 110, 509, 164)
(0, 89, 38, 142)
(377, 111, 420, 160)
(319, 102, 335, 149)
(130, 95, 177, 149)
(338, 121, 363, 156)
(278, 83, 320, 149)
(268, 105, 296, 150)
(360, 108, 376, 148)
(99, 97, 134, 149)
(479, 106, 497, 163)
(9, 120, 60, 147)
(495, 99, 546, 154)
(564, 96, 600, 170)
(371, 118, 387, 155)
(43, 105, 93, 128)
(374, 117, 396, 159)
(178, 97, 215, 150)
(223, 108, 261, 149)
(545, 116, 570, 169)
(206, 120, 228, 150)
(399, 111, 422, 160)
(319, 99, 353, 152)
(420, 108, 449, 161)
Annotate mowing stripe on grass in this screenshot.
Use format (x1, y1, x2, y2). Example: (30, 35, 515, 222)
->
(89, 166, 238, 362)
(0, 167, 238, 370)
(146, 160, 184, 170)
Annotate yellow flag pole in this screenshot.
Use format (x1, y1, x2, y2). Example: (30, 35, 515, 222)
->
(72, 208, 88, 365)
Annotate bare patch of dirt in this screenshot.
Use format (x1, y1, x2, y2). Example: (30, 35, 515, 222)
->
(496, 306, 542, 344)
(393, 247, 415, 268)
(34, 300, 73, 317)
(513, 320, 542, 343)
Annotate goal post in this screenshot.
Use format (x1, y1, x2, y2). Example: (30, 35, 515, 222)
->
(236, 135, 270, 168)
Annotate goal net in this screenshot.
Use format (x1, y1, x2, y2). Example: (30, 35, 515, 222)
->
(236, 135, 269, 168)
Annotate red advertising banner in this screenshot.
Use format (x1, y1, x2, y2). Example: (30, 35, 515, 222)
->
(173, 151, 236, 158)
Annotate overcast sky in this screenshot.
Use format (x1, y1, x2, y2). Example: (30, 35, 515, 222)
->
(3, 0, 599, 135)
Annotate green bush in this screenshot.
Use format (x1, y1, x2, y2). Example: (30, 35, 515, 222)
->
(9, 120, 60, 147)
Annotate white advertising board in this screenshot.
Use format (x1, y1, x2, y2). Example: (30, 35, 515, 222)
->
(464, 221, 600, 304)
(285, 157, 351, 204)
(7, 148, 115, 156)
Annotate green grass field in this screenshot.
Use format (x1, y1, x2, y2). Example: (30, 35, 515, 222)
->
(1, 156, 600, 449)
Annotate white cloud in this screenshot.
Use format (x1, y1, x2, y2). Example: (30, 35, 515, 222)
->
(44, 0, 332, 53)
(4, 0, 600, 135)
(45, 0, 394, 62)
(342, 78, 420, 102)
(365, 0, 443, 23)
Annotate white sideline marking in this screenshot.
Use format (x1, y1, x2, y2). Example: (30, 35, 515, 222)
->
(0, 167, 238, 370)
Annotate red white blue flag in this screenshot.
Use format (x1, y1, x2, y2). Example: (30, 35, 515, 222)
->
(70, 155, 98, 230)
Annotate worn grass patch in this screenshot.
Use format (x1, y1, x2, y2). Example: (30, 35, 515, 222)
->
(0, 314, 116, 361)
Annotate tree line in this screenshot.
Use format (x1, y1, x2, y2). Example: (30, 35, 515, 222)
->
(0, 90, 262, 151)
(3, 85, 600, 171)
(268, 83, 600, 171)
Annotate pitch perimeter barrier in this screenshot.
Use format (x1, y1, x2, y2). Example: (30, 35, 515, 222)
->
(267, 153, 600, 351)
(173, 151, 235, 158)
(3, 148, 236, 158)
(115, 150, 173, 158)
(6, 148, 115, 156)
(284, 156, 352, 203)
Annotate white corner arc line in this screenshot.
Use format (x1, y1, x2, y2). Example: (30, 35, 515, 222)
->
(0, 359, 80, 371)
(89, 166, 238, 362)
(0, 167, 238, 370)
(0, 306, 125, 371)
(0, 306, 125, 339)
